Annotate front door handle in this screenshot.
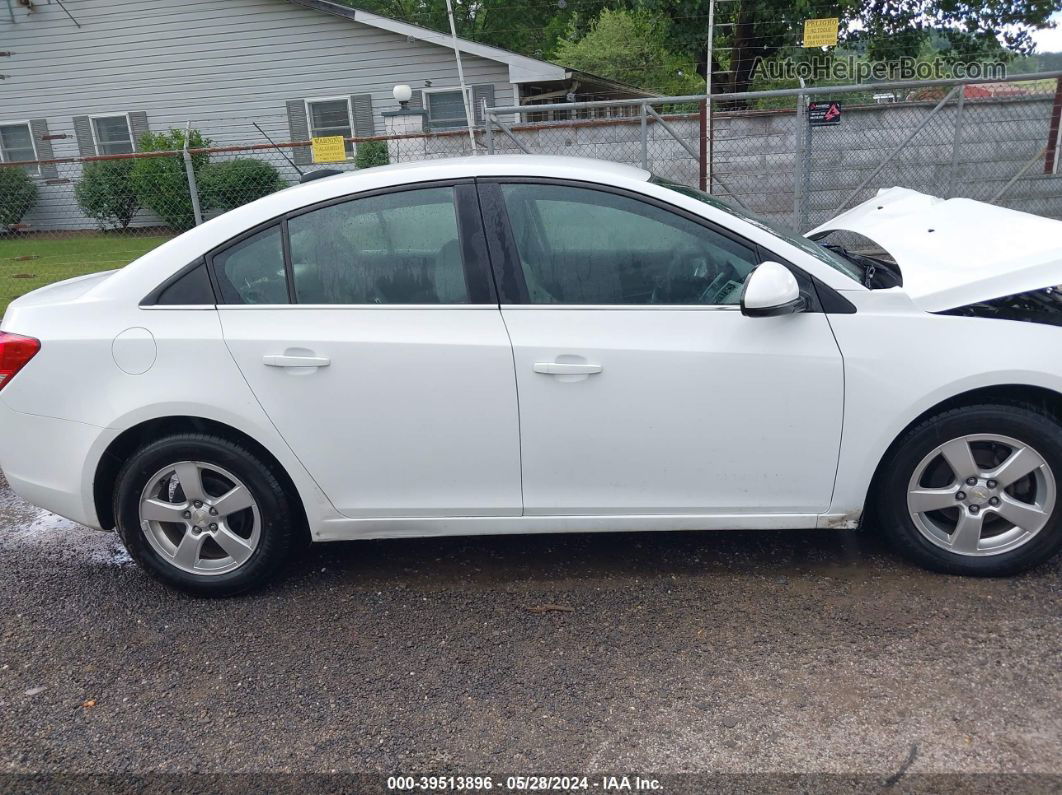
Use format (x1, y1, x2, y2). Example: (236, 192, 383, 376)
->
(533, 362, 603, 375)
(263, 354, 331, 368)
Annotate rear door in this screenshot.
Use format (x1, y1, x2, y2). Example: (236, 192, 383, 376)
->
(480, 179, 844, 517)
(215, 182, 522, 519)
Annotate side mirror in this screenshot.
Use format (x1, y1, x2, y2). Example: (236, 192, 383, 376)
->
(740, 261, 806, 317)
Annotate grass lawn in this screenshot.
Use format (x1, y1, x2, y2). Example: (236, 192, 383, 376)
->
(0, 233, 172, 315)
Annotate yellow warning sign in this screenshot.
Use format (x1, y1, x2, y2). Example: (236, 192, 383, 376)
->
(311, 136, 347, 163)
(803, 18, 839, 48)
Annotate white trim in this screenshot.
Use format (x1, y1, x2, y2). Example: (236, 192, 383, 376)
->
(0, 119, 39, 176)
(303, 96, 355, 160)
(353, 9, 566, 83)
(422, 85, 473, 128)
(88, 112, 135, 155)
(287, 1, 567, 84)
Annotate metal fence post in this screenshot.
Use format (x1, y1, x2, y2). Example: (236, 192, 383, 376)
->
(793, 92, 805, 230)
(639, 102, 648, 170)
(485, 109, 495, 155)
(946, 86, 966, 197)
(182, 122, 203, 227)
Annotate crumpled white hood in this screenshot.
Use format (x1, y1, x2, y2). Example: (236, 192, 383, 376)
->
(809, 187, 1062, 312)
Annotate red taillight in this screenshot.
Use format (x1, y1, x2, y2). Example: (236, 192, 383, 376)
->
(0, 332, 41, 392)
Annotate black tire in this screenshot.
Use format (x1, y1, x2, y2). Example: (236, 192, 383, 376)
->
(114, 433, 296, 596)
(876, 404, 1062, 576)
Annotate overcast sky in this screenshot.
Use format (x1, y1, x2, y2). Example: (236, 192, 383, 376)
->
(1032, 11, 1062, 52)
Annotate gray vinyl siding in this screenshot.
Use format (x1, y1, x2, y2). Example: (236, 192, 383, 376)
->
(3, 0, 513, 150)
(1, 0, 516, 229)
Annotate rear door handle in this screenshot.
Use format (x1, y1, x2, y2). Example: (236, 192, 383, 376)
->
(263, 354, 331, 368)
(533, 362, 603, 375)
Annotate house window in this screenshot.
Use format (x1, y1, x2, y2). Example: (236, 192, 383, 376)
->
(306, 98, 353, 156)
(92, 115, 134, 155)
(0, 122, 38, 173)
(425, 89, 472, 130)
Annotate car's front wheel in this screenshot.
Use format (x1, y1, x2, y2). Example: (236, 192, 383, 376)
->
(114, 434, 296, 596)
(877, 404, 1062, 576)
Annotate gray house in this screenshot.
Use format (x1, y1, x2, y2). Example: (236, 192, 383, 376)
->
(1, 0, 644, 229)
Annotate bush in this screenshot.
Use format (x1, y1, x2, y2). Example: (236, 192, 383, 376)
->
(199, 158, 285, 212)
(0, 167, 38, 228)
(75, 160, 141, 230)
(354, 140, 390, 169)
(130, 128, 210, 231)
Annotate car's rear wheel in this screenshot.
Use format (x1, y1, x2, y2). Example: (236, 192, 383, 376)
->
(114, 434, 295, 596)
(877, 404, 1062, 576)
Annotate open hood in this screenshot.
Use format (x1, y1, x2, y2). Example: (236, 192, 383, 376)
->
(809, 187, 1062, 313)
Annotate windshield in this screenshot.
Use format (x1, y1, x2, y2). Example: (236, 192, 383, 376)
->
(651, 178, 864, 283)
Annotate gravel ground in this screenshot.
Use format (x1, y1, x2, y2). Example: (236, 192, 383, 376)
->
(0, 473, 1060, 789)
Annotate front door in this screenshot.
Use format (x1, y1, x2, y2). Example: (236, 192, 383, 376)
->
(481, 180, 844, 516)
(216, 183, 522, 519)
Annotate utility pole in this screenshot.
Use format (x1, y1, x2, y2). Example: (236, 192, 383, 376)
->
(444, 0, 478, 153)
(704, 0, 716, 192)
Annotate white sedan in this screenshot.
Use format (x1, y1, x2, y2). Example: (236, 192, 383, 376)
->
(3, 155, 1062, 595)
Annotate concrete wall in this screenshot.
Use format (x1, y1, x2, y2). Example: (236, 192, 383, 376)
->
(484, 94, 1062, 230)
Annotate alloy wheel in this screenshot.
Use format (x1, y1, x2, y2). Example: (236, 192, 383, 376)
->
(906, 434, 1055, 556)
(138, 461, 261, 575)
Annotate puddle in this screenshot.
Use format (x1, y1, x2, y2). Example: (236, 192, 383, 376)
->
(0, 484, 132, 567)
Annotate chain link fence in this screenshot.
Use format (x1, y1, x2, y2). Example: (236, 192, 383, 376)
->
(2, 72, 1061, 309)
(0, 129, 479, 308)
(486, 72, 1062, 232)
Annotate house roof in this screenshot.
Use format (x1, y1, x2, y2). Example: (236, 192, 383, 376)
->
(288, 0, 568, 84)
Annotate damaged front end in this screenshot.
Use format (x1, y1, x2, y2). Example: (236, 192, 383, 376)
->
(942, 286, 1062, 326)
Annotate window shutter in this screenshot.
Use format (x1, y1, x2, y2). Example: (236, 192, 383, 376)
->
(350, 93, 374, 138)
(29, 119, 58, 179)
(128, 111, 150, 150)
(472, 84, 495, 126)
(286, 99, 312, 166)
(72, 115, 96, 158)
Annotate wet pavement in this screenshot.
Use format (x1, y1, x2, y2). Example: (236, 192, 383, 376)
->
(0, 474, 1059, 786)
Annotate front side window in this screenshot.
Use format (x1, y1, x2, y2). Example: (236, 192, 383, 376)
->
(307, 99, 353, 156)
(499, 183, 760, 305)
(92, 115, 134, 155)
(426, 90, 471, 130)
(0, 123, 37, 173)
(653, 178, 864, 283)
(287, 187, 469, 305)
(214, 224, 288, 305)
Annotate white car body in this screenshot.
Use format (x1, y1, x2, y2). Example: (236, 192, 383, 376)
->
(3, 156, 1062, 546)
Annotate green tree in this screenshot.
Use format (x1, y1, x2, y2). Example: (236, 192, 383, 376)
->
(130, 128, 210, 231)
(75, 160, 141, 231)
(552, 9, 704, 94)
(337, 0, 610, 63)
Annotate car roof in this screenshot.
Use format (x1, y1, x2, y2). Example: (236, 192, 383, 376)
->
(294, 154, 651, 193)
(95, 156, 653, 300)
(258, 154, 654, 240)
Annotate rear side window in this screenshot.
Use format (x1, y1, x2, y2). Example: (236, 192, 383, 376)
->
(213, 224, 288, 305)
(154, 260, 215, 305)
(287, 187, 469, 304)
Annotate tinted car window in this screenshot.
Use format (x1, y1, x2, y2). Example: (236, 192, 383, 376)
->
(214, 225, 288, 305)
(500, 183, 759, 305)
(287, 187, 469, 304)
